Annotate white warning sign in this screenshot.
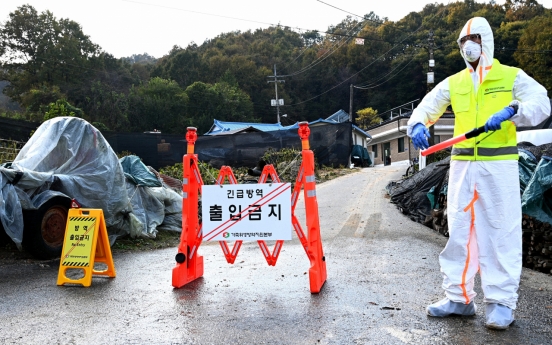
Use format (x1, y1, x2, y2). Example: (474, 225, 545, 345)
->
(201, 183, 292, 241)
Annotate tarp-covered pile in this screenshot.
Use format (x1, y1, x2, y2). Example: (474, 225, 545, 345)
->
(386, 140, 552, 229)
(385, 157, 450, 225)
(518, 142, 552, 224)
(0, 117, 182, 250)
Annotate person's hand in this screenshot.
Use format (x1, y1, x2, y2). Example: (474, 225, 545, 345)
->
(484, 106, 515, 132)
(410, 123, 430, 150)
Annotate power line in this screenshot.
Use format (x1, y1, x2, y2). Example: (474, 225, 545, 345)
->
(279, 20, 367, 78)
(284, 32, 423, 106)
(316, 0, 411, 34)
(496, 47, 552, 54)
(122, 0, 381, 43)
(121, 0, 276, 28)
(354, 49, 419, 89)
(285, 5, 449, 107)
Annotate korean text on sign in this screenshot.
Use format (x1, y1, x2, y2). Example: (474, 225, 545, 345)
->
(201, 183, 292, 241)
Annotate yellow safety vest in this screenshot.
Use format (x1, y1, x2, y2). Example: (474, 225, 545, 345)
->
(449, 59, 519, 161)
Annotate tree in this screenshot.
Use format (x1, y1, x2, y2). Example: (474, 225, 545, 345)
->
(504, 0, 545, 21)
(0, 5, 100, 106)
(43, 99, 84, 121)
(127, 77, 188, 134)
(184, 81, 256, 134)
(355, 107, 381, 129)
(494, 21, 528, 67)
(514, 14, 552, 91)
(82, 80, 129, 132)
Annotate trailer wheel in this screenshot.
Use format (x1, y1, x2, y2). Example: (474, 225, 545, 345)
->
(23, 197, 71, 259)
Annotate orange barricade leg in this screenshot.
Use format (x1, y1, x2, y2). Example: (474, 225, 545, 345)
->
(215, 165, 246, 264)
(297, 122, 327, 293)
(257, 165, 285, 266)
(173, 127, 204, 288)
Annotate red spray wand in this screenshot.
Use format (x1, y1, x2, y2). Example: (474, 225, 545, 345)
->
(421, 125, 487, 157)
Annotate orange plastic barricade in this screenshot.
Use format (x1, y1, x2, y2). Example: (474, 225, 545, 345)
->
(57, 208, 116, 287)
(172, 122, 327, 293)
(294, 122, 327, 293)
(172, 127, 205, 288)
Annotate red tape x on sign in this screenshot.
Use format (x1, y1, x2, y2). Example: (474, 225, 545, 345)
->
(201, 183, 292, 241)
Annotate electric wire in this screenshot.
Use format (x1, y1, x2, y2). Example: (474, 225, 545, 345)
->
(316, 0, 411, 34)
(284, 27, 425, 106)
(354, 52, 418, 90)
(351, 2, 449, 92)
(284, 4, 449, 106)
(353, 48, 419, 89)
(278, 19, 367, 78)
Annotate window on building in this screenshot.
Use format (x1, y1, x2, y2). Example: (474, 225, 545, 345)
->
(372, 144, 378, 157)
(398, 137, 405, 153)
(434, 135, 440, 144)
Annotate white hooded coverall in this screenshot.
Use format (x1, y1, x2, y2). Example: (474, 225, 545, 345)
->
(407, 17, 550, 309)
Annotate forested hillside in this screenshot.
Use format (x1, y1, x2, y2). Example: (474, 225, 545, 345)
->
(1, 0, 551, 134)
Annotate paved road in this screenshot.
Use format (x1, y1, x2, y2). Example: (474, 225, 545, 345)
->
(1, 164, 551, 344)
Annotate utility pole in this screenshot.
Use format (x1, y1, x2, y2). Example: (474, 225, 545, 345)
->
(349, 84, 353, 122)
(267, 65, 285, 124)
(427, 30, 435, 93)
(426, 30, 435, 163)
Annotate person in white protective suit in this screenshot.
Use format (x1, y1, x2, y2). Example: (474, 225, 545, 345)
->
(407, 17, 550, 329)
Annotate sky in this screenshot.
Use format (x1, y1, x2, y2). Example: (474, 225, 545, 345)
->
(2, 0, 552, 59)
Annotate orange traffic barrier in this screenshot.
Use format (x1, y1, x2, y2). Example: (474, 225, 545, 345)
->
(294, 121, 327, 293)
(172, 127, 205, 288)
(172, 122, 327, 293)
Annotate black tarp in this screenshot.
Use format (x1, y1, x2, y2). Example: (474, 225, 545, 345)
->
(3, 119, 354, 169)
(385, 157, 450, 225)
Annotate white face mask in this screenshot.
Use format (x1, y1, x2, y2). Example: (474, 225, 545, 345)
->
(462, 40, 481, 62)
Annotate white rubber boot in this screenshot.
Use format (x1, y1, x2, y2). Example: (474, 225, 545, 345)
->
(485, 303, 514, 330)
(427, 298, 477, 317)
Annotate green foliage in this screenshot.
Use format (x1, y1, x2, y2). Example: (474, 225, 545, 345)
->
(127, 77, 188, 134)
(514, 13, 552, 92)
(43, 99, 84, 121)
(184, 81, 256, 133)
(159, 163, 183, 180)
(2, 1, 551, 134)
(0, 5, 100, 106)
(92, 122, 110, 132)
(261, 147, 303, 183)
(504, 0, 545, 21)
(83, 81, 130, 132)
(355, 107, 381, 129)
(158, 161, 225, 185)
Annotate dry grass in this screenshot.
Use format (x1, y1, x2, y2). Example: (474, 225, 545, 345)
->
(0, 139, 23, 164)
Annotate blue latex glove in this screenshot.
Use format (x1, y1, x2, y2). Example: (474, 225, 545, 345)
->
(410, 123, 430, 150)
(484, 106, 515, 132)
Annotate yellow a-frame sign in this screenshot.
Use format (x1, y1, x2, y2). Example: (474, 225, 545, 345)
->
(57, 208, 116, 287)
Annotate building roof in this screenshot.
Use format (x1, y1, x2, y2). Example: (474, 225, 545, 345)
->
(207, 126, 263, 136)
(325, 109, 350, 123)
(204, 110, 371, 139)
(205, 119, 296, 135)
